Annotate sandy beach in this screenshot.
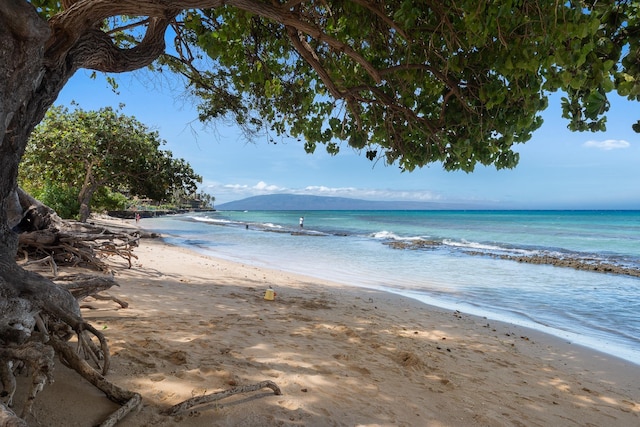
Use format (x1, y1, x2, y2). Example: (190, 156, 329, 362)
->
(18, 218, 640, 426)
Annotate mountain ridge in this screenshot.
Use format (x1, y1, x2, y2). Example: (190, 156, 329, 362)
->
(215, 194, 468, 210)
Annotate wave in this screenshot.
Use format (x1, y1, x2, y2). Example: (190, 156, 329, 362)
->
(181, 213, 640, 276)
(188, 215, 234, 225)
(370, 230, 437, 242)
(378, 235, 640, 278)
(442, 238, 520, 253)
(187, 215, 287, 231)
(370, 230, 404, 240)
(369, 231, 531, 254)
(262, 222, 284, 230)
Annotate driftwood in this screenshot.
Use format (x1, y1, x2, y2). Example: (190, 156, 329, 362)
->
(83, 293, 129, 309)
(18, 223, 140, 272)
(162, 380, 283, 416)
(15, 188, 140, 272)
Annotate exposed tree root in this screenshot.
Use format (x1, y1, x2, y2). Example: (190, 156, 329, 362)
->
(0, 341, 54, 421)
(15, 188, 140, 272)
(0, 402, 26, 427)
(0, 257, 117, 422)
(18, 223, 140, 272)
(84, 293, 129, 309)
(49, 336, 141, 427)
(55, 273, 119, 300)
(162, 380, 283, 416)
(18, 255, 58, 276)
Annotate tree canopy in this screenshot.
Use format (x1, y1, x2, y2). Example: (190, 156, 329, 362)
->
(20, 1, 640, 174)
(168, 1, 640, 173)
(19, 105, 202, 222)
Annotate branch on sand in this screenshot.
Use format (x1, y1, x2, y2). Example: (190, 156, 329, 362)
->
(162, 380, 283, 416)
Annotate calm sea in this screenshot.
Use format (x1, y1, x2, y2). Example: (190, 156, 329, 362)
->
(141, 210, 640, 365)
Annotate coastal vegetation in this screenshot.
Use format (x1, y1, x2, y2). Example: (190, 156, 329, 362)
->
(19, 104, 204, 222)
(1, 1, 640, 425)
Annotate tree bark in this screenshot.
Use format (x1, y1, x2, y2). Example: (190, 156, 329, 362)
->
(0, 1, 51, 257)
(78, 183, 98, 223)
(0, 2, 163, 422)
(0, 402, 27, 427)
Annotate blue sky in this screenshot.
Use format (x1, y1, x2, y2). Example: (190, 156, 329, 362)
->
(56, 70, 640, 209)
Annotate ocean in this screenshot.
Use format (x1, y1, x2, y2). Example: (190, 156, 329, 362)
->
(140, 210, 640, 365)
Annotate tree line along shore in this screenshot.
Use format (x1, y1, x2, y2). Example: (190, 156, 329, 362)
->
(108, 208, 216, 219)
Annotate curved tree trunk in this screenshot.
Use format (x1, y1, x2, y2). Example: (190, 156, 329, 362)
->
(0, 1, 52, 258)
(0, 2, 108, 424)
(77, 159, 100, 223)
(0, 0, 75, 314)
(0, 3, 174, 424)
(78, 183, 98, 223)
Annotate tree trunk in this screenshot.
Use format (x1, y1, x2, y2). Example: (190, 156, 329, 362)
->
(78, 183, 98, 223)
(0, 1, 51, 258)
(0, 2, 178, 424)
(0, 0, 76, 310)
(0, 2, 100, 421)
(1, 0, 173, 341)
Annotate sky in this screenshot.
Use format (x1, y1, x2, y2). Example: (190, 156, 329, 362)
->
(55, 69, 640, 209)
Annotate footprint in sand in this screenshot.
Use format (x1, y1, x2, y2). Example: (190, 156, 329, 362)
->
(393, 351, 424, 369)
(168, 350, 188, 365)
(149, 373, 166, 382)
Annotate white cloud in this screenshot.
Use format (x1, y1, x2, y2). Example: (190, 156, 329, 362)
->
(200, 180, 443, 205)
(296, 186, 443, 202)
(303, 185, 358, 195)
(200, 180, 289, 203)
(583, 139, 630, 150)
(253, 181, 283, 192)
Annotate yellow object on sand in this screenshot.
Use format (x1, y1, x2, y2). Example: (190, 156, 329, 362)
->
(264, 288, 275, 301)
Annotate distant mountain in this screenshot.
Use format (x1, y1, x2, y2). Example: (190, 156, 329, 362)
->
(216, 194, 466, 210)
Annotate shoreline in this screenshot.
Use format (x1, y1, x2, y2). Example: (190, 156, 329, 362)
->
(26, 216, 639, 426)
(159, 225, 640, 367)
(144, 210, 640, 367)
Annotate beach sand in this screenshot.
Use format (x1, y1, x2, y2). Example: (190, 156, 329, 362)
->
(17, 218, 640, 426)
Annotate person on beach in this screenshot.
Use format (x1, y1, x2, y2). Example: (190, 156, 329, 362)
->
(299, 216, 304, 228)
(135, 213, 140, 223)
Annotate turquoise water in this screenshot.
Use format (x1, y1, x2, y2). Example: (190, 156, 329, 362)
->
(141, 210, 640, 365)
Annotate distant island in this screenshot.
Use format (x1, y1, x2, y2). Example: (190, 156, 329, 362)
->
(215, 194, 477, 211)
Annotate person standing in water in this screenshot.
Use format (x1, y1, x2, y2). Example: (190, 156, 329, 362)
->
(299, 216, 304, 228)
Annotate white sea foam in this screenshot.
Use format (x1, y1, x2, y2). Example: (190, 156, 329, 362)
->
(189, 216, 233, 225)
(370, 230, 400, 239)
(263, 222, 283, 229)
(370, 230, 424, 241)
(443, 239, 498, 250)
